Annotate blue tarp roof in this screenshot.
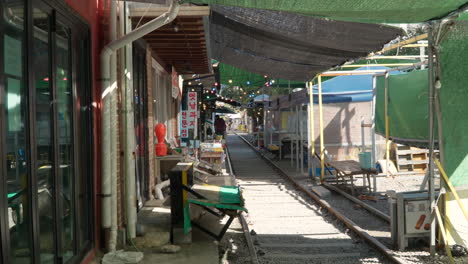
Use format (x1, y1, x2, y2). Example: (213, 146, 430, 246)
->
(312, 66, 402, 103)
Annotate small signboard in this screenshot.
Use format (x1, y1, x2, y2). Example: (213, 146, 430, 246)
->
(181, 110, 188, 139)
(187, 92, 198, 133)
(172, 67, 180, 99)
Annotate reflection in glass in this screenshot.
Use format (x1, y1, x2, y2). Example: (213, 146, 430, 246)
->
(56, 21, 74, 261)
(33, 8, 55, 263)
(3, 1, 32, 263)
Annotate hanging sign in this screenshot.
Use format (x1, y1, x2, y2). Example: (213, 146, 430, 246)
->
(187, 92, 198, 132)
(172, 66, 180, 99)
(180, 110, 188, 139)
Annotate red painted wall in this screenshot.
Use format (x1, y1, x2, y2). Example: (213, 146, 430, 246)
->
(64, 0, 104, 256)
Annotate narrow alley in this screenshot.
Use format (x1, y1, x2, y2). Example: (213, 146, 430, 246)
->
(1, 1, 468, 264)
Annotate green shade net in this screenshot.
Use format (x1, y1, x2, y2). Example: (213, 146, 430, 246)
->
(375, 69, 437, 145)
(219, 63, 305, 88)
(190, 0, 467, 23)
(439, 12, 468, 187)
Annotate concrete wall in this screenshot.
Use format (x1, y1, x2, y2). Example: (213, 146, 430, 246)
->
(272, 101, 385, 161)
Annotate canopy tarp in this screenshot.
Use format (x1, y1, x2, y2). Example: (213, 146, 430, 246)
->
(311, 66, 402, 103)
(192, 0, 468, 23)
(439, 12, 468, 186)
(210, 5, 403, 81)
(218, 63, 305, 88)
(375, 69, 436, 146)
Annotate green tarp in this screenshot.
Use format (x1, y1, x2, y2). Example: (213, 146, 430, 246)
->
(375, 69, 436, 146)
(190, 0, 468, 23)
(440, 13, 468, 187)
(219, 63, 305, 88)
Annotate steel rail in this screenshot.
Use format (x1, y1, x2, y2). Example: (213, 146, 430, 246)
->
(224, 136, 260, 264)
(236, 133, 404, 264)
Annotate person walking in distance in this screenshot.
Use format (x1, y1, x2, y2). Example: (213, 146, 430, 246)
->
(214, 115, 227, 139)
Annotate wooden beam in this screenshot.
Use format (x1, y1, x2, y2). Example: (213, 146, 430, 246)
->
(152, 47, 207, 50)
(132, 18, 202, 25)
(157, 53, 206, 56)
(145, 35, 205, 40)
(148, 33, 205, 37)
(320, 70, 386, 76)
(374, 34, 428, 55)
(130, 6, 210, 17)
(367, 55, 427, 60)
(149, 43, 206, 47)
(154, 28, 205, 33)
(340, 63, 414, 68)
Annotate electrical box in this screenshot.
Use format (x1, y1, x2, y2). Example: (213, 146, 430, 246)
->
(388, 190, 438, 250)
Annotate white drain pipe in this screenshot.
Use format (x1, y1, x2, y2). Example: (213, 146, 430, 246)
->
(155, 180, 171, 200)
(101, 0, 181, 252)
(122, 1, 137, 242)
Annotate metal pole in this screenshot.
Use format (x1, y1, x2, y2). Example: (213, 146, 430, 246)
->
(361, 119, 366, 150)
(263, 87, 266, 150)
(384, 72, 390, 178)
(371, 76, 378, 192)
(308, 81, 315, 180)
(296, 105, 300, 170)
(269, 111, 273, 146)
(427, 27, 436, 257)
(290, 107, 293, 167)
(300, 105, 304, 174)
(318, 76, 325, 183)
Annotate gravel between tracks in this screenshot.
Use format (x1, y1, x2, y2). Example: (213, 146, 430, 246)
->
(228, 135, 393, 264)
(237, 133, 468, 264)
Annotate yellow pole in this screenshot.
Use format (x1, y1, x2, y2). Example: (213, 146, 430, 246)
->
(367, 55, 428, 60)
(384, 72, 390, 177)
(434, 206, 454, 264)
(318, 75, 325, 183)
(308, 81, 315, 178)
(435, 158, 468, 221)
(375, 33, 428, 54)
(340, 63, 414, 68)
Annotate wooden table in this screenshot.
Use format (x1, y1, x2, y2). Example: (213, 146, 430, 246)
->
(327, 160, 378, 196)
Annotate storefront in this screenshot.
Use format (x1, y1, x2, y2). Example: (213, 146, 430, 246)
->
(0, 0, 94, 263)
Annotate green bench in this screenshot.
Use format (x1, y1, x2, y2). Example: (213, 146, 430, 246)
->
(184, 185, 246, 241)
(169, 162, 246, 242)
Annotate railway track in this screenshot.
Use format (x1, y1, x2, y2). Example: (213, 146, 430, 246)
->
(227, 134, 400, 264)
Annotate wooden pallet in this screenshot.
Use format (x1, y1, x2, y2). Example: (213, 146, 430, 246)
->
(393, 144, 439, 173)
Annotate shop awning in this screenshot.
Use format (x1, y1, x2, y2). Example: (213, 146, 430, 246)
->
(191, 0, 468, 23)
(209, 6, 403, 81)
(130, 4, 211, 74)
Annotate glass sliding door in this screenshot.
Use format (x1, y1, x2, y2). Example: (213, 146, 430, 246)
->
(55, 20, 74, 262)
(1, 0, 93, 263)
(1, 1, 33, 263)
(32, 7, 56, 263)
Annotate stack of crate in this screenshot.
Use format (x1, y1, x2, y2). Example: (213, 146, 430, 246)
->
(394, 144, 439, 173)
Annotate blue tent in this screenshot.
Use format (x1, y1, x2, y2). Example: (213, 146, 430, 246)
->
(312, 66, 401, 104)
